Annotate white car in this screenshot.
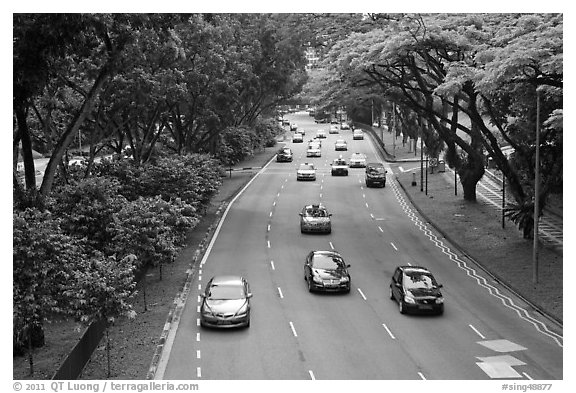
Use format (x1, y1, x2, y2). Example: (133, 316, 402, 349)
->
(331, 157, 349, 176)
(307, 142, 322, 157)
(349, 153, 367, 168)
(340, 123, 351, 130)
(353, 130, 364, 140)
(329, 125, 339, 134)
(290, 123, 298, 131)
(297, 163, 317, 181)
(316, 130, 327, 139)
(292, 133, 303, 143)
(334, 139, 348, 151)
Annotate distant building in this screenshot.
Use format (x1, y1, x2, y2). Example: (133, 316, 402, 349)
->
(305, 47, 320, 71)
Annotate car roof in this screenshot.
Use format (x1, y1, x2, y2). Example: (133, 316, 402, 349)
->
(367, 162, 384, 167)
(312, 250, 342, 258)
(209, 275, 245, 286)
(304, 203, 327, 210)
(398, 266, 432, 274)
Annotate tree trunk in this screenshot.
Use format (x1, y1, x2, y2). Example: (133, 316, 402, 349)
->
(14, 102, 38, 192)
(27, 327, 34, 376)
(106, 328, 111, 378)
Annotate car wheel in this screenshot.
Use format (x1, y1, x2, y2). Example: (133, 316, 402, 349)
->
(307, 278, 314, 292)
(245, 318, 251, 328)
(399, 300, 406, 314)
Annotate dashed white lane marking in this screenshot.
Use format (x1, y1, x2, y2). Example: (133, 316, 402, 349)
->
(196, 318, 200, 327)
(365, 202, 369, 208)
(362, 194, 366, 198)
(269, 211, 273, 217)
(196, 333, 200, 342)
(277, 192, 281, 196)
(197, 284, 201, 291)
(289, 321, 298, 337)
(357, 288, 367, 300)
(197, 305, 201, 312)
(390, 242, 398, 251)
(469, 324, 486, 339)
(273, 201, 276, 206)
(378, 226, 384, 233)
(197, 350, 201, 359)
(418, 372, 426, 380)
(267, 240, 271, 248)
(320, 193, 323, 198)
(309, 370, 316, 380)
(382, 324, 396, 339)
(270, 260, 275, 270)
(523, 372, 533, 380)
(267, 224, 271, 232)
(329, 242, 335, 250)
(198, 275, 202, 281)
(278, 287, 284, 299)
(370, 213, 374, 219)
(197, 367, 201, 378)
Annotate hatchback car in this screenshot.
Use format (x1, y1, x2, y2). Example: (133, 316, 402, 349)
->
(390, 266, 444, 315)
(316, 130, 327, 139)
(297, 163, 316, 181)
(292, 133, 303, 143)
(365, 162, 386, 187)
(331, 157, 349, 176)
(299, 204, 332, 233)
(349, 153, 367, 168)
(329, 125, 339, 134)
(304, 251, 351, 293)
(290, 123, 298, 131)
(276, 147, 293, 162)
(352, 130, 364, 140)
(200, 275, 252, 328)
(340, 123, 350, 130)
(334, 139, 348, 151)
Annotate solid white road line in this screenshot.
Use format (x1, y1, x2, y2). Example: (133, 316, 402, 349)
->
(289, 321, 298, 337)
(357, 288, 367, 300)
(382, 324, 396, 339)
(469, 324, 486, 339)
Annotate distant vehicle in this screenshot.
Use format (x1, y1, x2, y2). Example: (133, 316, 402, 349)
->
(349, 153, 367, 168)
(390, 266, 444, 315)
(282, 119, 290, 126)
(334, 139, 347, 151)
(304, 250, 351, 293)
(200, 275, 252, 328)
(299, 204, 332, 233)
(331, 157, 349, 176)
(300, 128, 306, 136)
(306, 142, 321, 157)
(276, 147, 293, 162)
(290, 123, 298, 131)
(372, 122, 379, 127)
(292, 133, 303, 143)
(365, 162, 386, 187)
(329, 125, 339, 134)
(340, 123, 350, 130)
(316, 130, 327, 139)
(330, 119, 339, 124)
(352, 130, 364, 140)
(297, 163, 316, 181)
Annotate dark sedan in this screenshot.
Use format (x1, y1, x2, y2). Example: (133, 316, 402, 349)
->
(304, 251, 351, 293)
(390, 266, 444, 315)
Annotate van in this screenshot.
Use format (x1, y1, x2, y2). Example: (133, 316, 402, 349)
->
(365, 162, 387, 188)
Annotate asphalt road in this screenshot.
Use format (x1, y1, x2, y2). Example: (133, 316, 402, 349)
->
(157, 112, 562, 380)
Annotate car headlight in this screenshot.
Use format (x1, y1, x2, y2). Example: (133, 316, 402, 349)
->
(340, 276, 349, 283)
(435, 297, 444, 304)
(404, 295, 416, 304)
(234, 303, 249, 317)
(202, 304, 215, 316)
(312, 275, 323, 284)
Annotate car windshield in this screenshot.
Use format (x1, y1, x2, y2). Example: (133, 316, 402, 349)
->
(368, 166, 385, 174)
(336, 140, 345, 144)
(334, 160, 347, 165)
(300, 164, 314, 170)
(305, 207, 328, 217)
(312, 254, 345, 270)
(208, 284, 245, 300)
(403, 271, 438, 289)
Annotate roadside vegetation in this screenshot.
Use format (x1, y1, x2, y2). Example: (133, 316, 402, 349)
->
(13, 13, 562, 379)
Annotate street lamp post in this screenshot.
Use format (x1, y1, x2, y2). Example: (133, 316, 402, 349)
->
(420, 119, 424, 192)
(532, 88, 541, 284)
(425, 155, 428, 195)
(502, 172, 506, 229)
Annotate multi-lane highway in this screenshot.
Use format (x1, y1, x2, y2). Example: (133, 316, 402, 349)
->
(155, 112, 562, 380)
